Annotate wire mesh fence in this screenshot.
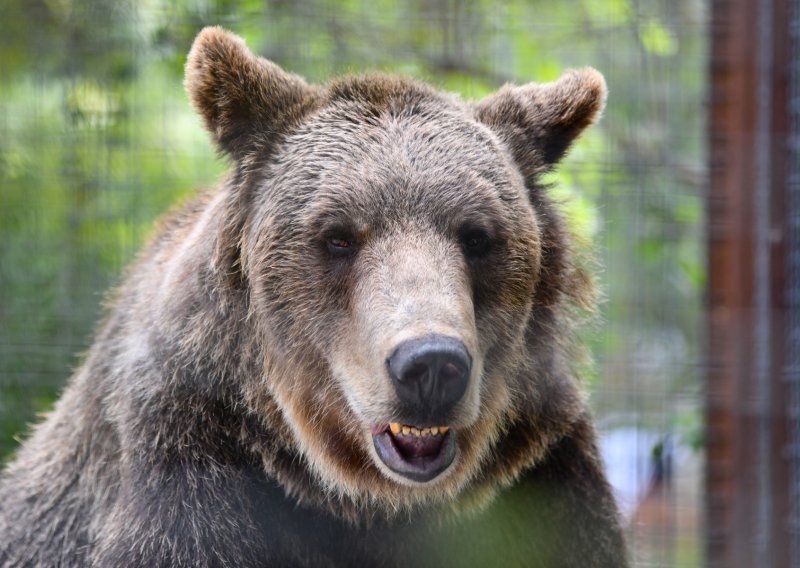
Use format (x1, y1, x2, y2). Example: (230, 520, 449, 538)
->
(0, 1, 708, 566)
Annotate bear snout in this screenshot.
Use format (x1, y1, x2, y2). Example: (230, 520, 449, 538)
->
(385, 334, 472, 424)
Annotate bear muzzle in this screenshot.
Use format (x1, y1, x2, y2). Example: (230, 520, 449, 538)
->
(385, 334, 472, 424)
(370, 335, 471, 482)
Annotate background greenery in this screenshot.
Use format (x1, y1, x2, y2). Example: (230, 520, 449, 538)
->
(0, 0, 706, 565)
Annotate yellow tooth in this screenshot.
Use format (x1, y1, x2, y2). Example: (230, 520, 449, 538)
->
(440, 426, 449, 435)
(411, 427, 421, 437)
(402, 426, 410, 436)
(389, 423, 401, 436)
(431, 427, 439, 436)
(422, 427, 430, 436)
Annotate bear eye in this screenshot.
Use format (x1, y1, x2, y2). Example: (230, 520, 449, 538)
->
(324, 231, 358, 258)
(460, 228, 492, 259)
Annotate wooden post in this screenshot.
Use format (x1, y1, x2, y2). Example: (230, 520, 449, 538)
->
(706, 0, 793, 566)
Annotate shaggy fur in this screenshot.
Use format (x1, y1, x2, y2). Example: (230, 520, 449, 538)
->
(0, 27, 627, 567)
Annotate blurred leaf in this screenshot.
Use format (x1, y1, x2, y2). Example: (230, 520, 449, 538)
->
(640, 18, 678, 56)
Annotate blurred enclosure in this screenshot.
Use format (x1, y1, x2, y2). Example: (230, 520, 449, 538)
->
(0, 0, 771, 566)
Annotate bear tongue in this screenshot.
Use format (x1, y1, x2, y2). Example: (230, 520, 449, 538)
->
(392, 430, 445, 459)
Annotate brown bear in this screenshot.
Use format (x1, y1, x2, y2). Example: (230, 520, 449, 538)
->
(0, 27, 627, 567)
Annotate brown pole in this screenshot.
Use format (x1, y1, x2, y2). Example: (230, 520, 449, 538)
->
(706, 0, 793, 566)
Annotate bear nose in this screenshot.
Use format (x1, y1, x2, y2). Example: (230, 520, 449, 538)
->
(386, 335, 472, 423)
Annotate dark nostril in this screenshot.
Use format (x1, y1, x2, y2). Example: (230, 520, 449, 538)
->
(386, 335, 472, 421)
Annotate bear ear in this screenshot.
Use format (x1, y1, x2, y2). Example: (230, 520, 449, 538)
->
(474, 68, 607, 177)
(185, 27, 316, 159)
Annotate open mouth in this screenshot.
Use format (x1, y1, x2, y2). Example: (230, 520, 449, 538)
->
(371, 422, 456, 482)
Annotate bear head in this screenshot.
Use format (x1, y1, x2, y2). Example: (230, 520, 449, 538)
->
(185, 27, 605, 513)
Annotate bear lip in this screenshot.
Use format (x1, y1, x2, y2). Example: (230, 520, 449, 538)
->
(371, 423, 456, 483)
